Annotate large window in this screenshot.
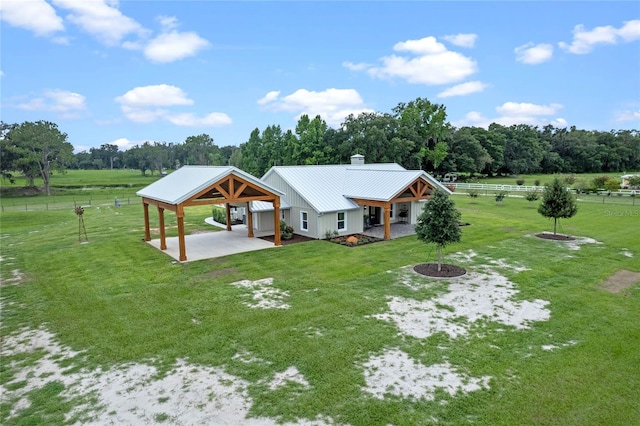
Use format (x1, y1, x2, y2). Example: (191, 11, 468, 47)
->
(337, 211, 346, 230)
(300, 211, 308, 231)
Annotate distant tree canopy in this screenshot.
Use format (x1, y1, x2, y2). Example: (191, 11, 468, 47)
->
(2, 96, 639, 183)
(0, 120, 74, 195)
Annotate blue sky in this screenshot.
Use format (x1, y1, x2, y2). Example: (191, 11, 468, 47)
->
(1, 1, 639, 153)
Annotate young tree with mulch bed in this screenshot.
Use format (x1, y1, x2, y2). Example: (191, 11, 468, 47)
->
(538, 177, 578, 235)
(415, 189, 462, 272)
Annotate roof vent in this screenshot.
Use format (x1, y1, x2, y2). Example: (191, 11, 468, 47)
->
(350, 154, 365, 165)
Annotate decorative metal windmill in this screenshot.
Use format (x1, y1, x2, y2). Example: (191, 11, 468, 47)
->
(75, 206, 88, 243)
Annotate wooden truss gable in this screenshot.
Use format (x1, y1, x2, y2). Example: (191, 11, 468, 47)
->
(349, 176, 435, 240)
(185, 174, 280, 206)
(141, 171, 281, 261)
(393, 177, 433, 202)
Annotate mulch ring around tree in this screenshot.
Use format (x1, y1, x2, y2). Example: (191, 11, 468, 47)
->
(413, 263, 467, 278)
(535, 232, 576, 241)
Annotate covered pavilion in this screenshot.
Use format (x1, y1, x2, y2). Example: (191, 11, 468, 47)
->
(137, 166, 283, 261)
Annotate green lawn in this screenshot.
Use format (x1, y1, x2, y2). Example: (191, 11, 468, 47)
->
(1, 192, 639, 425)
(474, 172, 640, 187)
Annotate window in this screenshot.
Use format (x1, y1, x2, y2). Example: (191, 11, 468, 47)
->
(337, 211, 346, 230)
(390, 203, 394, 219)
(300, 211, 308, 231)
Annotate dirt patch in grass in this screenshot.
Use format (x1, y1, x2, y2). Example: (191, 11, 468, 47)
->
(204, 267, 238, 279)
(599, 270, 640, 294)
(413, 263, 467, 278)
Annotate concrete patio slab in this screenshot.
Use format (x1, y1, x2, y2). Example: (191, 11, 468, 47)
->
(146, 224, 277, 262)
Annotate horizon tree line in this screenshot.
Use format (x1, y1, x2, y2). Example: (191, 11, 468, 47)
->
(2, 97, 639, 188)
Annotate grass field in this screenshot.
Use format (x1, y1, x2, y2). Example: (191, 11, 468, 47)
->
(1, 174, 639, 425)
(475, 172, 640, 187)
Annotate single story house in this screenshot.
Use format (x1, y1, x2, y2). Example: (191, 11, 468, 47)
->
(249, 155, 451, 240)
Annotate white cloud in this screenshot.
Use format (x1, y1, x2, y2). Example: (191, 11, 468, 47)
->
(615, 110, 640, 122)
(342, 61, 370, 71)
(115, 84, 230, 127)
(257, 91, 281, 105)
(165, 112, 232, 127)
(393, 36, 447, 55)
(16, 89, 86, 118)
(455, 102, 567, 129)
(144, 31, 210, 63)
(559, 19, 640, 54)
(109, 137, 137, 151)
(496, 102, 563, 116)
(353, 36, 477, 85)
(437, 81, 487, 98)
(115, 84, 194, 107)
(52, 0, 147, 46)
(258, 88, 373, 127)
(3, 1, 208, 63)
(0, 0, 64, 37)
(515, 43, 554, 64)
(442, 33, 478, 48)
(157, 15, 179, 31)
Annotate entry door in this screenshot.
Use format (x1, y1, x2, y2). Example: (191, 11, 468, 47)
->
(369, 206, 382, 225)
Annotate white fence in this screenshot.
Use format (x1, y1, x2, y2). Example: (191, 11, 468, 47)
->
(451, 183, 544, 192)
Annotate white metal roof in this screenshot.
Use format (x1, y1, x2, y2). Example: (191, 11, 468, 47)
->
(250, 199, 291, 212)
(343, 169, 426, 201)
(263, 163, 450, 213)
(136, 166, 283, 205)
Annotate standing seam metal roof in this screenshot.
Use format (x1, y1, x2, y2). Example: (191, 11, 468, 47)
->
(263, 163, 449, 213)
(136, 166, 283, 205)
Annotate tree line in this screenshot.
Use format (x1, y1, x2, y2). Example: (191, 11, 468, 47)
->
(2, 97, 639, 193)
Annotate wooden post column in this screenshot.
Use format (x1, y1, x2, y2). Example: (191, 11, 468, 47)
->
(383, 203, 391, 240)
(158, 207, 167, 250)
(247, 204, 254, 238)
(177, 206, 187, 261)
(143, 202, 151, 241)
(273, 198, 281, 246)
(225, 203, 232, 231)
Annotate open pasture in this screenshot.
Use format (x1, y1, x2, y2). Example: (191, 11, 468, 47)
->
(0, 180, 639, 425)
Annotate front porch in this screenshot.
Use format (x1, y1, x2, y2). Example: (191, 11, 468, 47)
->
(361, 222, 416, 239)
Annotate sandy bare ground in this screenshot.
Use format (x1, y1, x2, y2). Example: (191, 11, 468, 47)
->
(599, 270, 640, 294)
(1, 250, 577, 423)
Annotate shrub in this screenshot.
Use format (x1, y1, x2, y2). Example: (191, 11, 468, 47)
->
(604, 178, 621, 192)
(574, 179, 596, 194)
(495, 191, 508, 203)
(534, 179, 541, 187)
(628, 176, 640, 189)
(516, 178, 525, 186)
(563, 174, 576, 185)
(592, 175, 610, 189)
(280, 220, 293, 239)
(525, 189, 540, 203)
(467, 189, 479, 199)
(212, 208, 227, 224)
